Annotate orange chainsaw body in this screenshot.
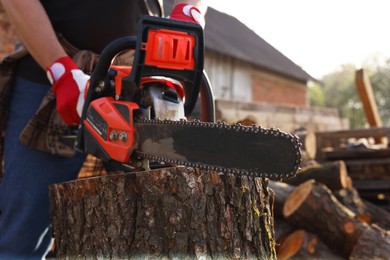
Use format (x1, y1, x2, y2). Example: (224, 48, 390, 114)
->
(79, 16, 204, 164)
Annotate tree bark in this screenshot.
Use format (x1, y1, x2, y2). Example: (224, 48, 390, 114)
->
(49, 166, 276, 259)
(284, 160, 350, 191)
(273, 217, 295, 242)
(349, 225, 390, 259)
(283, 180, 368, 258)
(335, 187, 390, 230)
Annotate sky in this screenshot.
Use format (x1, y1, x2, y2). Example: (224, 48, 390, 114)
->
(207, 0, 390, 79)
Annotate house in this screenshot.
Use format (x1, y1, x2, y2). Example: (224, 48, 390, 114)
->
(204, 7, 314, 107)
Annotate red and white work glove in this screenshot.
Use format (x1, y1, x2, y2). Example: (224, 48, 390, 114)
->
(46, 56, 90, 126)
(170, 3, 205, 28)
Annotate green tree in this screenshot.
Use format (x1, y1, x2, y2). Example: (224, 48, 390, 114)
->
(369, 57, 390, 126)
(316, 55, 390, 129)
(308, 82, 325, 107)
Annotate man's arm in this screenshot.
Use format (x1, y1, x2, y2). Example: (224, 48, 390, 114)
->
(2, 0, 89, 126)
(1, 0, 66, 69)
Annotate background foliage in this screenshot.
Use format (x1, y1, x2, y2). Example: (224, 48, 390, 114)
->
(309, 55, 390, 129)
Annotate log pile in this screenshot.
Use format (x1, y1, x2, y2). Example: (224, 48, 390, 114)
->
(315, 127, 390, 209)
(269, 158, 390, 259)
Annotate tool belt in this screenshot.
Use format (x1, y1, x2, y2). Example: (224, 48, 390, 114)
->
(0, 35, 133, 158)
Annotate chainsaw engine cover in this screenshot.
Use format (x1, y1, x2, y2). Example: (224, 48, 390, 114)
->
(83, 97, 139, 163)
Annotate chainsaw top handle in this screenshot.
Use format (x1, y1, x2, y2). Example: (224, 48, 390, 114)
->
(122, 16, 204, 115)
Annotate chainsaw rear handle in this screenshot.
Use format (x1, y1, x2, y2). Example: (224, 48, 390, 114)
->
(82, 36, 137, 121)
(75, 36, 137, 151)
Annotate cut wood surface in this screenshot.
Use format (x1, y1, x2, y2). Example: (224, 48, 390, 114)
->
(283, 180, 368, 258)
(276, 229, 306, 260)
(295, 130, 317, 160)
(268, 181, 295, 217)
(49, 166, 276, 259)
(284, 160, 350, 191)
(276, 229, 343, 260)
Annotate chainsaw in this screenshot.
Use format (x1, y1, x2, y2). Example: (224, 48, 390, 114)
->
(73, 16, 302, 180)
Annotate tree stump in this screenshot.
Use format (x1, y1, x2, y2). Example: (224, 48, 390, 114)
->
(49, 166, 276, 259)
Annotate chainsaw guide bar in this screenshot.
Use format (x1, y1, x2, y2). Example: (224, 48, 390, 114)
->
(134, 119, 302, 180)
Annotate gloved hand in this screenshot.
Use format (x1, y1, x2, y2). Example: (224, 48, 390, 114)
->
(170, 3, 205, 28)
(46, 56, 90, 125)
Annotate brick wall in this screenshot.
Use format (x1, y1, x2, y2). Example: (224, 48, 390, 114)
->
(252, 70, 308, 107)
(216, 99, 347, 133)
(0, 8, 17, 59)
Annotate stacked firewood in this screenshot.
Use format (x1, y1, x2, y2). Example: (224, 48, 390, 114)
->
(315, 127, 390, 207)
(269, 159, 390, 259)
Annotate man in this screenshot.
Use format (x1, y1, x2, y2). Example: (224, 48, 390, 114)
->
(0, 0, 207, 258)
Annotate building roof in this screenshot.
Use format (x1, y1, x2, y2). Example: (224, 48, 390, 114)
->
(164, 2, 315, 83)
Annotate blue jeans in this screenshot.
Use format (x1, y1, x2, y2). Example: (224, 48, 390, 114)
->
(0, 77, 86, 259)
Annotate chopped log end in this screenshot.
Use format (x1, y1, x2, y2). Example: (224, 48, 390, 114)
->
(283, 180, 314, 217)
(343, 221, 356, 234)
(277, 229, 305, 260)
(356, 214, 372, 225)
(345, 176, 353, 189)
(338, 161, 350, 189)
(307, 235, 318, 254)
(304, 131, 317, 159)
